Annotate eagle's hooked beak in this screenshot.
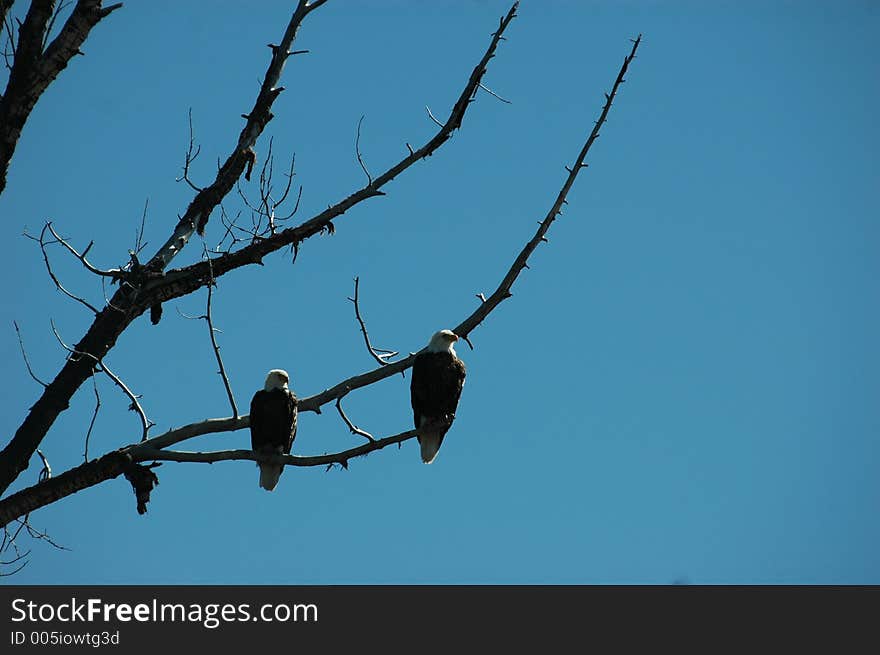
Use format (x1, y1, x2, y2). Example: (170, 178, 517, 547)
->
(451, 333, 459, 342)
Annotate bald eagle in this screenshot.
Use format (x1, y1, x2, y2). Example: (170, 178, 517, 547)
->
(250, 369, 298, 491)
(410, 329, 467, 464)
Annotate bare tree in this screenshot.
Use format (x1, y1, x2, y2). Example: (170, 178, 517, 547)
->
(0, 1, 641, 570)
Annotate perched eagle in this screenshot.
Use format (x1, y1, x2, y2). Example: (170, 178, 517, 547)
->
(250, 369, 298, 491)
(410, 329, 467, 464)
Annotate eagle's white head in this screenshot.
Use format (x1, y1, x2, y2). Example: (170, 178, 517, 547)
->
(264, 369, 290, 391)
(426, 329, 459, 355)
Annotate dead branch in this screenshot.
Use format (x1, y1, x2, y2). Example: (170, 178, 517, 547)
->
(41, 0, 72, 51)
(133, 197, 149, 256)
(96, 360, 153, 441)
(355, 115, 373, 186)
(83, 374, 100, 461)
(26, 223, 101, 314)
(50, 320, 154, 441)
(203, 247, 238, 417)
(454, 34, 642, 340)
(175, 108, 203, 192)
(45, 222, 124, 279)
(0, 0, 122, 196)
(0, 547, 29, 576)
(349, 276, 398, 366)
(13, 320, 48, 387)
(133, 428, 417, 469)
(0, 447, 64, 574)
(335, 389, 376, 443)
(236, 141, 301, 235)
(478, 81, 511, 104)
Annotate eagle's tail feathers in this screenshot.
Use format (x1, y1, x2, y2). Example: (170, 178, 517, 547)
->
(258, 463, 283, 491)
(419, 432, 443, 465)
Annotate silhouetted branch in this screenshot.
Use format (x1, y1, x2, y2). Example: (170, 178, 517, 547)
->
(41, 0, 73, 51)
(335, 389, 375, 443)
(134, 428, 417, 468)
(453, 34, 642, 340)
(355, 115, 372, 186)
(50, 320, 153, 441)
(26, 223, 101, 314)
(0, 0, 123, 196)
(45, 222, 124, 279)
(348, 276, 398, 366)
(175, 108, 203, 192)
(83, 374, 100, 461)
(13, 320, 47, 387)
(203, 247, 238, 417)
(478, 81, 511, 104)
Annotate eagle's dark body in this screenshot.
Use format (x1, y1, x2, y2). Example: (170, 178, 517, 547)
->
(250, 387, 297, 491)
(410, 350, 466, 464)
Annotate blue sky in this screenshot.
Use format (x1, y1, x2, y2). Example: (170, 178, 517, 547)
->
(1, 0, 877, 584)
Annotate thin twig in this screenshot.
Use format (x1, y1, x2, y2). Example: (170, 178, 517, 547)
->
(335, 389, 375, 442)
(45, 222, 123, 279)
(13, 321, 47, 387)
(355, 115, 373, 186)
(21, 518, 69, 551)
(0, 552, 29, 576)
(203, 245, 238, 417)
(348, 277, 398, 366)
(26, 224, 100, 314)
(175, 108, 203, 192)
(49, 320, 154, 441)
(95, 360, 153, 442)
(478, 81, 511, 104)
(83, 374, 100, 461)
(36, 450, 51, 482)
(134, 197, 149, 255)
(425, 105, 444, 128)
(41, 0, 71, 50)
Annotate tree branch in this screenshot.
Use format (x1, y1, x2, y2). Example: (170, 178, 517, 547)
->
(83, 373, 100, 461)
(133, 429, 415, 469)
(349, 276, 398, 366)
(335, 390, 375, 443)
(13, 320, 48, 388)
(26, 223, 101, 314)
(203, 248, 238, 418)
(147, 0, 320, 262)
(355, 114, 372, 186)
(0, 0, 122, 197)
(174, 107, 203, 193)
(45, 221, 124, 279)
(454, 35, 642, 340)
